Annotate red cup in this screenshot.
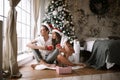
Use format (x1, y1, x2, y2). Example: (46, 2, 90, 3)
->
(47, 46, 53, 50)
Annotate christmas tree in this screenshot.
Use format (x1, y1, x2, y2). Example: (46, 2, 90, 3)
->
(43, 0, 75, 42)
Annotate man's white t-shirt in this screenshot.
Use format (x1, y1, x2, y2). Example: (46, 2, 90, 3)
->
(35, 35, 52, 59)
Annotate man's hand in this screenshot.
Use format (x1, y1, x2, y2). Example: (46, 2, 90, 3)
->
(46, 45, 53, 51)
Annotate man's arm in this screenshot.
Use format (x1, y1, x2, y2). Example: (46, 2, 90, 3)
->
(26, 40, 46, 50)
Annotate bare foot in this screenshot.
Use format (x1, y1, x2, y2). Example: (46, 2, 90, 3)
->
(31, 64, 38, 69)
(39, 60, 53, 67)
(49, 64, 56, 67)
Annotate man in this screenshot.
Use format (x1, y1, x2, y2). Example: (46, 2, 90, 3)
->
(26, 23, 54, 66)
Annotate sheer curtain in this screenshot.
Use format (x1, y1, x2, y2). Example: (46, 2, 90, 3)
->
(3, 0, 21, 77)
(32, 0, 50, 37)
(32, 0, 41, 38)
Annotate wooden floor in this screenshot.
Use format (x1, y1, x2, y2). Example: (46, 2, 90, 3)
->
(11, 57, 120, 80)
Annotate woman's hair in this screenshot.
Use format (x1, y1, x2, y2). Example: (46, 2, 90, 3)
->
(52, 32, 61, 49)
(66, 40, 73, 47)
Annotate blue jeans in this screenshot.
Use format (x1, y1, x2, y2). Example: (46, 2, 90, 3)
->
(32, 49, 59, 64)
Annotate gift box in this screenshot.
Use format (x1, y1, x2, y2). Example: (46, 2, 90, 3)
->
(56, 66, 72, 74)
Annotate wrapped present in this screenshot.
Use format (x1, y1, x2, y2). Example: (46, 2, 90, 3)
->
(56, 66, 72, 74)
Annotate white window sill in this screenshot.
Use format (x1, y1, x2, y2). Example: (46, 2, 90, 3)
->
(17, 52, 34, 66)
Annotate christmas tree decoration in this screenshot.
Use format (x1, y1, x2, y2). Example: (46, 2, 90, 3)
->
(53, 10, 58, 15)
(43, 0, 75, 42)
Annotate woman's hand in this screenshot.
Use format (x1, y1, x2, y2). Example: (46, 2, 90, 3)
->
(56, 44, 65, 52)
(56, 44, 62, 49)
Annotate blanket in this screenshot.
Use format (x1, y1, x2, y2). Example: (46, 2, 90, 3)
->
(86, 40, 120, 69)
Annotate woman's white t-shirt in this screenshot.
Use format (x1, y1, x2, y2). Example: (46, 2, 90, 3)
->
(60, 35, 68, 48)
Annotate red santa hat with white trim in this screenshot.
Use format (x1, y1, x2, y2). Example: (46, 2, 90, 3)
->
(41, 22, 53, 32)
(52, 28, 63, 36)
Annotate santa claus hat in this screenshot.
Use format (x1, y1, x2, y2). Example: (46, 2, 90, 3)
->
(52, 28, 63, 36)
(41, 22, 53, 32)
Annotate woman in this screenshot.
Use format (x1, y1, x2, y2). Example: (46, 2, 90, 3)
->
(51, 28, 86, 67)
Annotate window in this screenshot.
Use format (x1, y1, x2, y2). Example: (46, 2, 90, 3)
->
(0, 0, 33, 54)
